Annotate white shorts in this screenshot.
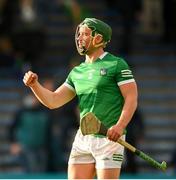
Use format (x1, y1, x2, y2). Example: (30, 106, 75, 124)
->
(68, 129, 125, 169)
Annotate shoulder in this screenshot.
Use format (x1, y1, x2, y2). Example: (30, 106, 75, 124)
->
(66, 63, 85, 82)
(69, 62, 85, 73)
(104, 53, 125, 62)
(105, 53, 129, 67)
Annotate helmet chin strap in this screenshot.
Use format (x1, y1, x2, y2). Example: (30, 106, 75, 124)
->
(93, 41, 105, 48)
(92, 34, 105, 48)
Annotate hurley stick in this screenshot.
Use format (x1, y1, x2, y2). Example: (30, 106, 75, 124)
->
(80, 112, 167, 171)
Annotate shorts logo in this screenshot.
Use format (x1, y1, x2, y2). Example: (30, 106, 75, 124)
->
(112, 154, 123, 162)
(100, 68, 107, 76)
(102, 157, 110, 161)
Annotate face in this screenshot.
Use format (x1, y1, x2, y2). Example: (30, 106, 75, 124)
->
(77, 24, 93, 51)
(76, 24, 104, 55)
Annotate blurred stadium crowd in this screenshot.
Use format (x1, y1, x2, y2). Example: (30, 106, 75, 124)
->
(0, 0, 176, 178)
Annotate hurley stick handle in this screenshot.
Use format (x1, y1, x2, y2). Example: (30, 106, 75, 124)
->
(99, 123, 167, 171)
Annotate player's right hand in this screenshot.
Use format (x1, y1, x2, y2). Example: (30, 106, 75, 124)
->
(23, 71, 38, 87)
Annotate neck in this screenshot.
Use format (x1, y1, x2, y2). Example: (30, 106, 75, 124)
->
(85, 48, 104, 63)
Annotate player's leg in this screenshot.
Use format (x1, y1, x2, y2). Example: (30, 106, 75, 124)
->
(96, 168, 121, 179)
(68, 129, 96, 179)
(93, 135, 125, 179)
(68, 163, 96, 179)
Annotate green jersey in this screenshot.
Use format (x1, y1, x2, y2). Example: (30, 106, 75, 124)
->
(65, 52, 135, 128)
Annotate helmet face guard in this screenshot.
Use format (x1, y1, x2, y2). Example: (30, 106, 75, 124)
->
(75, 24, 86, 55)
(75, 23, 95, 55)
(75, 18, 112, 55)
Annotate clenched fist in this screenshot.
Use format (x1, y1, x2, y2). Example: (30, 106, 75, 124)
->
(23, 71, 38, 87)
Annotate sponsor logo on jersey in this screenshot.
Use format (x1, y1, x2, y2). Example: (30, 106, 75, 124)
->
(100, 68, 107, 76)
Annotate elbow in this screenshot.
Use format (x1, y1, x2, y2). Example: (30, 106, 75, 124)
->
(47, 93, 59, 109)
(48, 106, 55, 110)
(47, 104, 58, 110)
(45, 101, 57, 109)
(47, 102, 61, 110)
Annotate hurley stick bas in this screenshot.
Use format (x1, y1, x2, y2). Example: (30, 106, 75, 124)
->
(80, 112, 167, 171)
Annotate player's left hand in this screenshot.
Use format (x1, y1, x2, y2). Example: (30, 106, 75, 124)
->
(107, 124, 124, 142)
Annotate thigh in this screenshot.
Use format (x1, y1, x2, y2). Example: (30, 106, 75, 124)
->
(68, 163, 96, 179)
(68, 130, 95, 165)
(93, 135, 125, 170)
(96, 168, 121, 179)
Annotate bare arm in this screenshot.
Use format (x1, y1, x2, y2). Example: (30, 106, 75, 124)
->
(23, 71, 76, 109)
(107, 82, 138, 141)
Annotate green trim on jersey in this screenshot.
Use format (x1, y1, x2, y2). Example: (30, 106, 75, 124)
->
(65, 52, 135, 131)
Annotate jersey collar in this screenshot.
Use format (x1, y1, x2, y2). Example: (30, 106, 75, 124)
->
(99, 52, 108, 60)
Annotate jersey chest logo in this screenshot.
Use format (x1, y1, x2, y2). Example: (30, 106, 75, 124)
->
(100, 68, 107, 76)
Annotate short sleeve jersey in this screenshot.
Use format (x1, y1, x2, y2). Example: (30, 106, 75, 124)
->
(65, 52, 135, 128)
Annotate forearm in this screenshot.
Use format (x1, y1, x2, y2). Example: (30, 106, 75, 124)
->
(30, 81, 56, 109)
(116, 96, 137, 129)
(23, 71, 75, 109)
(30, 82, 76, 109)
(107, 96, 137, 142)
